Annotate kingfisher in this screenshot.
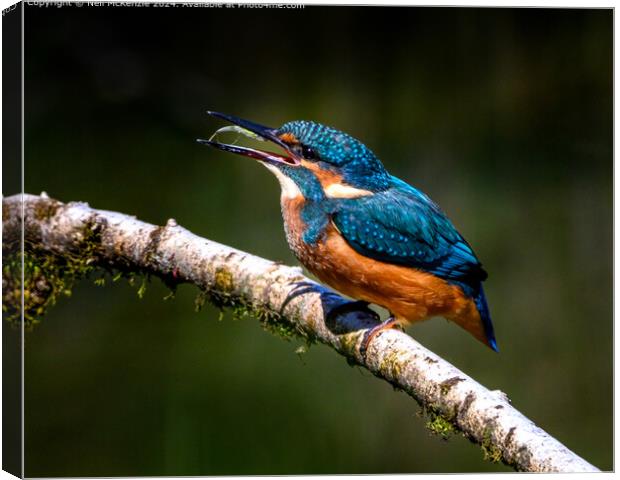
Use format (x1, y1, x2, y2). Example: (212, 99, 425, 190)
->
(197, 112, 498, 352)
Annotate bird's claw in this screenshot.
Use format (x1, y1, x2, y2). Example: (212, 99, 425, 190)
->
(360, 316, 400, 359)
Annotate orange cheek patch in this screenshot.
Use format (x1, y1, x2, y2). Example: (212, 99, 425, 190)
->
(301, 160, 373, 199)
(301, 160, 343, 187)
(279, 132, 299, 144)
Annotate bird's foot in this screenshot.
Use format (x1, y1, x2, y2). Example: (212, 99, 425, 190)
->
(325, 300, 380, 325)
(360, 316, 402, 358)
(322, 297, 381, 335)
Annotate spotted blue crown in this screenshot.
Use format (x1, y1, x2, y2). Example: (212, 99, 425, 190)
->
(278, 121, 391, 190)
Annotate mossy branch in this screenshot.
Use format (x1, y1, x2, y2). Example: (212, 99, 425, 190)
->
(2, 193, 599, 473)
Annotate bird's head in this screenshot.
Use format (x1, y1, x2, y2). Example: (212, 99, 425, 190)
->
(198, 112, 391, 201)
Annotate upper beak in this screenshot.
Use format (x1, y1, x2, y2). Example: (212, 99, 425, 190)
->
(197, 111, 300, 166)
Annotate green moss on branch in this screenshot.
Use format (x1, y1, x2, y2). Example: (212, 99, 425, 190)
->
(3, 221, 150, 328)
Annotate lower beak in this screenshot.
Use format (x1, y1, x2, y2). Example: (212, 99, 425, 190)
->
(197, 111, 299, 166)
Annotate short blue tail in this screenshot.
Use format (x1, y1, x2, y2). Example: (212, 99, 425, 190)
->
(474, 285, 498, 352)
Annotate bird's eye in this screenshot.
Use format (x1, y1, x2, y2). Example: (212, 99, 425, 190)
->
(301, 145, 318, 160)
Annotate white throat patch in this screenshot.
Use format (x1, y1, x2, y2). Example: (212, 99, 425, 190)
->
(263, 163, 303, 200)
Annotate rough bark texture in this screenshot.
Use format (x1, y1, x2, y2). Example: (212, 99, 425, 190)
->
(3, 193, 599, 473)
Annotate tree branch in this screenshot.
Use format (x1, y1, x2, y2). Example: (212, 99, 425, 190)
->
(2, 193, 598, 473)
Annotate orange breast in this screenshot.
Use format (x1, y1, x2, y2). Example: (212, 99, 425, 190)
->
(280, 195, 307, 258)
(280, 202, 488, 346)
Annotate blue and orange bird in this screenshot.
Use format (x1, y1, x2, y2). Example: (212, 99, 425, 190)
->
(198, 112, 498, 352)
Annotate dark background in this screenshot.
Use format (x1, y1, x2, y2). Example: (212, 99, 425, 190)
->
(15, 4, 612, 475)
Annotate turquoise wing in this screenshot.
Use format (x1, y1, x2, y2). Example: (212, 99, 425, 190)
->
(331, 176, 487, 285)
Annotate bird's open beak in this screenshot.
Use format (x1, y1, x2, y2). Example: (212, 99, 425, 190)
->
(197, 111, 300, 166)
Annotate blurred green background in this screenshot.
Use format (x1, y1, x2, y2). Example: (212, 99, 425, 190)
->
(14, 4, 612, 475)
